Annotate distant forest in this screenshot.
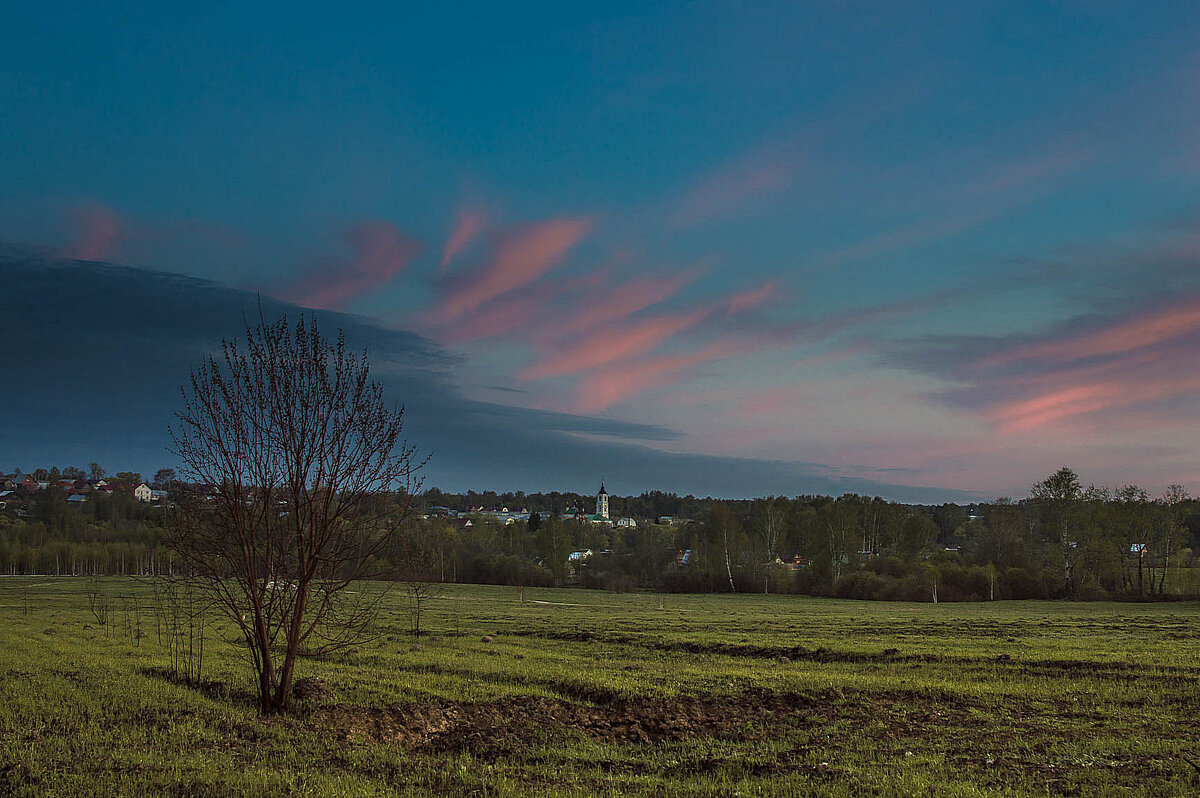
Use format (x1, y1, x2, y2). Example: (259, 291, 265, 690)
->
(2, 467, 1199, 601)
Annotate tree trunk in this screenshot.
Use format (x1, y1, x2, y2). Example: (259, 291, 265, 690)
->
(723, 526, 736, 593)
(271, 582, 310, 713)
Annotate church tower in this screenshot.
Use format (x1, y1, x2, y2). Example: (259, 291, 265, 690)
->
(596, 481, 609, 519)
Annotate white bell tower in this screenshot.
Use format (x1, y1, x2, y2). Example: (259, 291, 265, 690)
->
(596, 481, 609, 519)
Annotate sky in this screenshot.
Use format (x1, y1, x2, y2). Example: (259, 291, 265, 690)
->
(2, 1, 1200, 501)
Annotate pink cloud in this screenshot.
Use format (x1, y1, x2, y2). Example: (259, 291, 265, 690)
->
(958, 146, 1095, 197)
(537, 289, 919, 408)
(573, 341, 742, 412)
(987, 367, 1200, 434)
(725, 281, 777, 315)
(439, 209, 485, 270)
(808, 146, 1095, 275)
(439, 280, 571, 343)
(981, 295, 1200, 368)
(521, 308, 712, 381)
(672, 157, 796, 229)
(794, 344, 868, 369)
(433, 217, 593, 323)
(558, 271, 697, 336)
(737, 386, 803, 416)
(990, 384, 1119, 433)
(666, 96, 908, 230)
(808, 208, 998, 274)
(65, 203, 125, 261)
(280, 220, 420, 310)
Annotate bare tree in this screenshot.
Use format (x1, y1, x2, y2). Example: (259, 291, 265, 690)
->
(394, 522, 444, 638)
(156, 578, 210, 687)
(1156, 484, 1191, 595)
(86, 580, 110, 628)
(752, 497, 786, 560)
(752, 497, 787, 593)
(167, 312, 424, 714)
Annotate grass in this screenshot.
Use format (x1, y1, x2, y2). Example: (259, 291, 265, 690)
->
(2, 578, 1199, 796)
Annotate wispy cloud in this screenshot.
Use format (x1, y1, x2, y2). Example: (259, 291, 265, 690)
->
(794, 343, 869, 369)
(438, 279, 572, 343)
(987, 366, 1200, 434)
(736, 385, 804, 417)
(65, 202, 125, 261)
(806, 146, 1095, 275)
(279, 220, 420, 310)
(439, 209, 485, 269)
(671, 151, 800, 229)
(666, 90, 914, 230)
(572, 340, 741, 413)
(432, 217, 593, 324)
(979, 295, 1200, 367)
(725, 281, 777, 315)
(521, 307, 712, 381)
(548, 288, 931, 412)
(558, 270, 698, 336)
(891, 276, 1200, 436)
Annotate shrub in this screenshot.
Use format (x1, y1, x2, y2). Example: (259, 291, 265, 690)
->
(1000, 567, 1040, 599)
(833, 571, 888, 600)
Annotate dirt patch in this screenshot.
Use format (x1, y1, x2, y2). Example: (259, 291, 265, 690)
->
(508, 629, 942, 665)
(509, 629, 1200, 681)
(293, 676, 336, 702)
(319, 690, 829, 750)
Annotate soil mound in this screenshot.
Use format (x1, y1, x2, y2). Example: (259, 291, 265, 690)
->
(293, 676, 336, 702)
(319, 690, 823, 750)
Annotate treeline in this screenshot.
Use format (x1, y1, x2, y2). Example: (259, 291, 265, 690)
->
(0, 488, 177, 576)
(399, 468, 1200, 601)
(4, 468, 1200, 601)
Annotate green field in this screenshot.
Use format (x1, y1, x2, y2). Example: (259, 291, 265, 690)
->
(2, 579, 1199, 796)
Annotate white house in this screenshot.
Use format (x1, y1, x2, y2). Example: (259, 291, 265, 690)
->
(133, 483, 153, 503)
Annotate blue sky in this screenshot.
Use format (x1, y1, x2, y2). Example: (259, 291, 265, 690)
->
(3, 2, 1199, 498)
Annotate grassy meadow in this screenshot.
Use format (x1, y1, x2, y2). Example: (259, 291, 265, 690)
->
(2, 578, 1199, 796)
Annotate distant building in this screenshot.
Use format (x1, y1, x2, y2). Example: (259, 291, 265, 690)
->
(595, 481, 609, 520)
(133, 483, 153, 502)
